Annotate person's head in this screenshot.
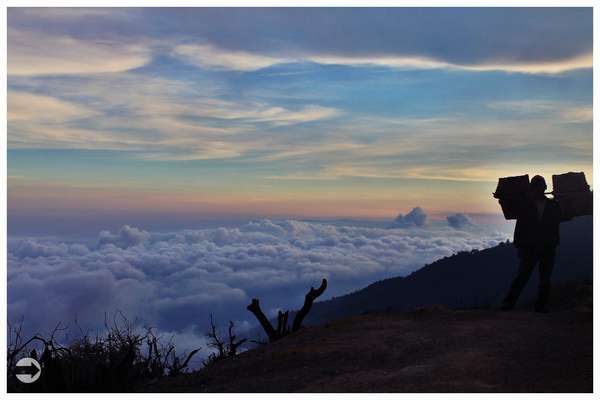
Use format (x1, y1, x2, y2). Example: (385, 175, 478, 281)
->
(530, 175, 547, 197)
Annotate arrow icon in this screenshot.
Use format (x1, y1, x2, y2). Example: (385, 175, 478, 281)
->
(15, 358, 41, 384)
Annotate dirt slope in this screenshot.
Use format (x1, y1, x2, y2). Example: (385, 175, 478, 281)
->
(140, 300, 592, 392)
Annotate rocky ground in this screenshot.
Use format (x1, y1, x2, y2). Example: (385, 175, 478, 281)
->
(140, 285, 592, 393)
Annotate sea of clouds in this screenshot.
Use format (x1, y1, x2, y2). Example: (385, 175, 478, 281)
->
(8, 211, 510, 356)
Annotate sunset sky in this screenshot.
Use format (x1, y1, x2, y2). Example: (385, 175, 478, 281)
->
(7, 7, 593, 234)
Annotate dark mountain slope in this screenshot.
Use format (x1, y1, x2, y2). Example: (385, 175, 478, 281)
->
(141, 297, 592, 392)
(307, 216, 592, 324)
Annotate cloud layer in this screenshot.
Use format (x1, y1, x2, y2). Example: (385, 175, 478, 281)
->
(7, 8, 592, 189)
(12, 8, 593, 73)
(8, 8, 593, 77)
(8, 218, 509, 343)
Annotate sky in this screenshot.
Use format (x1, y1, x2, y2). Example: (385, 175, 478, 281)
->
(7, 7, 593, 235)
(6, 7, 593, 351)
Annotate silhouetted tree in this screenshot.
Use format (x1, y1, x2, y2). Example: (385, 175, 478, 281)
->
(202, 315, 247, 368)
(247, 278, 327, 342)
(7, 312, 201, 392)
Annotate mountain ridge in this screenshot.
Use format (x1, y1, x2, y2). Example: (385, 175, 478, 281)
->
(306, 215, 592, 324)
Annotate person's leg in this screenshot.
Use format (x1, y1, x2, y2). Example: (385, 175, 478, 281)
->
(502, 247, 537, 309)
(535, 246, 556, 312)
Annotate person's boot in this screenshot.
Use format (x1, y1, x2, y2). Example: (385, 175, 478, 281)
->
(500, 300, 514, 311)
(535, 286, 550, 313)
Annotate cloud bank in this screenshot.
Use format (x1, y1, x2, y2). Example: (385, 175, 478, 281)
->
(8, 219, 509, 343)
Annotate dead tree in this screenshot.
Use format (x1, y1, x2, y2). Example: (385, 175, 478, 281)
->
(247, 299, 278, 342)
(247, 278, 327, 342)
(206, 314, 226, 356)
(203, 315, 247, 367)
(227, 321, 247, 357)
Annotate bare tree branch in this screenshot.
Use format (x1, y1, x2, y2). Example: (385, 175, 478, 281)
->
(292, 278, 328, 332)
(247, 278, 328, 342)
(246, 299, 278, 342)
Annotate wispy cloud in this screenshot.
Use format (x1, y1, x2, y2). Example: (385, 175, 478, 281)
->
(8, 91, 99, 123)
(309, 52, 592, 74)
(141, 96, 341, 127)
(8, 29, 152, 76)
(560, 106, 593, 123)
(487, 100, 593, 123)
(265, 160, 593, 185)
(258, 113, 592, 184)
(173, 43, 287, 71)
(172, 41, 592, 74)
(13, 7, 121, 19)
(462, 52, 592, 74)
(8, 72, 341, 160)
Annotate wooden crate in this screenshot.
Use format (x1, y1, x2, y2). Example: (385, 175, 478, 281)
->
(553, 172, 592, 218)
(493, 174, 529, 220)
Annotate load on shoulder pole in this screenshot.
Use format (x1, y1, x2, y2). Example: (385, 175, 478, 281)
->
(493, 174, 530, 220)
(552, 172, 593, 219)
(493, 171, 592, 220)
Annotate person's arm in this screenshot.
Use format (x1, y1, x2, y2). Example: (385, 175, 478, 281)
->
(497, 197, 524, 221)
(507, 192, 532, 220)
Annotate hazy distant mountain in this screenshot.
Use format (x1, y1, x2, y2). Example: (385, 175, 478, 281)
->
(306, 216, 592, 325)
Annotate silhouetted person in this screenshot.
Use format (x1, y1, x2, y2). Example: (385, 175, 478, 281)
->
(500, 175, 568, 313)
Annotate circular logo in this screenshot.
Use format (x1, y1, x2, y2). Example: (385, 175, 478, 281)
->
(15, 357, 41, 384)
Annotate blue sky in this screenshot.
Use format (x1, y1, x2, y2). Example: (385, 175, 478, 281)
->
(7, 7, 593, 234)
